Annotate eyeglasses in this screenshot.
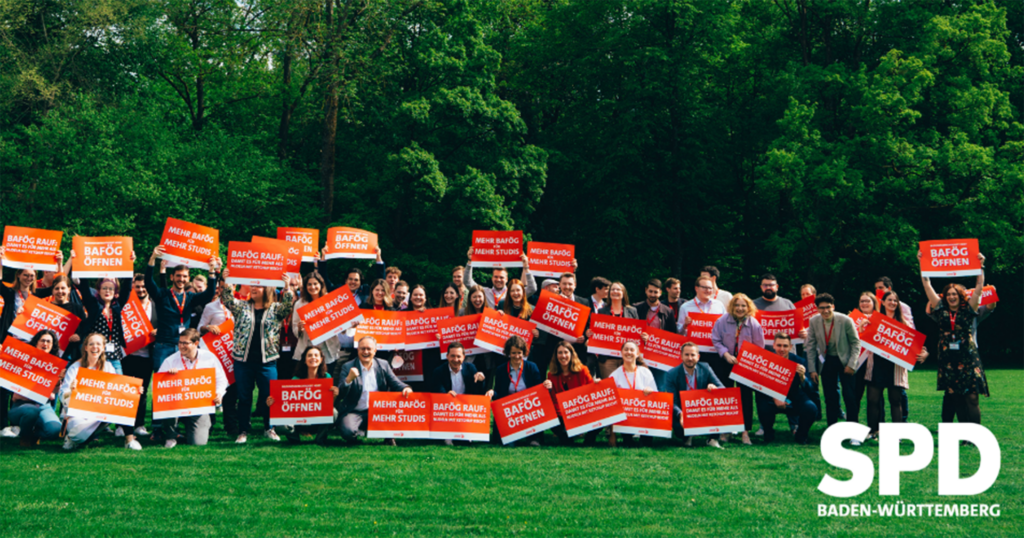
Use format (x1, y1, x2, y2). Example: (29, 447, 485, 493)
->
(177, 341, 195, 347)
(697, 286, 713, 291)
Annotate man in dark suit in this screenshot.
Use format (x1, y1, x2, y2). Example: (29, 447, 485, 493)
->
(755, 333, 818, 445)
(429, 343, 494, 445)
(633, 278, 677, 390)
(335, 336, 411, 444)
(665, 342, 725, 448)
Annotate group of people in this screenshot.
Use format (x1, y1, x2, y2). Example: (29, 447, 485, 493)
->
(0, 238, 995, 450)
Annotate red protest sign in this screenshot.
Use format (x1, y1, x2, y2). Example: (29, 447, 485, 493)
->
(158, 218, 219, 270)
(277, 227, 320, 262)
(392, 350, 425, 382)
(491, 384, 560, 444)
(269, 378, 334, 426)
(200, 319, 236, 385)
(1, 226, 62, 271)
(71, 236, 133, 278)
(965, 285, 999, 306)
(429, 393, 492, 442)
(0, 336, 67, 405)
(641, 327, 688, 371)
(729, 342, 797, 401)
(586, 314, 646, 357)
(755, 309, 804, 344)
(471, 230, 523, 268)
(474, 308, 536, 354)
(9, 295, 81, 358)
(226, 241, 288, 287)
(794, 296, 818, 330)
(684, 312, 722, 353)
(251, 236, 302, 279)
(152, 368, 218, 420)
(121, 291, 155, 357)
(353, 310, 405, 350)
(554, 378, 627, 437)
(66, 368, 142, 427)
(919, 238, 982, 277)
(857, 311, 926, 371)
(403, 307, 454, 351)
(530, 290, 590, 341)
(679, 387, 745, 436)
(612, 388, 673, 438)
(526, 242, 575, 278)
(367, 392, 432, 439)
(438, 315, 484, 359)
(296, 286, 363, 346)
(324, 227, 378, 260)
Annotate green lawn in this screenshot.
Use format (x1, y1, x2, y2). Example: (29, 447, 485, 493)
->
(1, 370, 1021, 537)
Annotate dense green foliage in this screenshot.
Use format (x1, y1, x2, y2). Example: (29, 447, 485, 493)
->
(1, 370, 1022, 537)
(1, 0, 1021, 362)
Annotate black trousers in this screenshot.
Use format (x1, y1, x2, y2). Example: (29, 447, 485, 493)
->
(821, 355, 856, 425)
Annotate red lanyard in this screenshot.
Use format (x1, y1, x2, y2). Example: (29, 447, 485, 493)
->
(733, 323, 743, 356)
(102, 309, 114, 334)
(493, 287, 507, 303)
(170, 291, 186, 325)
(611, 309, 623, 317)
(646, 307, 658, 326)
(508, 362, 524, 392)
(695, 300, 709, 314)
(182, 355, 196, 370)
(824, 319, 835, 348)
(625, 368, 637, 391)
(686, 371, 696, 391)
(949, 311, 957, 333)
(374, 304, 385, 311)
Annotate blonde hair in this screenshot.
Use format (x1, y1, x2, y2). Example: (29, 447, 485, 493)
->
(727, 293, 757, 320)
(79, 333, 108, 372)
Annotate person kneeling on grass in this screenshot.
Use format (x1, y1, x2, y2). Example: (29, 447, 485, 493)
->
(267, 347, 339, 444)
(336, 336, 411, 446)
(7, 331, 64, 447)
(491, 335, 544, 447)
(665, 342, 725, 449)
(428, 342, 492, 446)
(61, 333, 144, 451)
(607, 341, 658, 448)
(754, 333, 818, 445)
(157, 329, 229, 448)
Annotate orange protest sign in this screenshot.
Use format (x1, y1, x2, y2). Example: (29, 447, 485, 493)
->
(353, 310, 405, 350)
(367, 392, 432, 439)
(586, 314, 646, 357)
(965, 285, 999, 306)
(640, 328, 688, 371)
(121, 291, 154, 356)
(9, 295, 81, 358)
(471, 230, 523, 268)
(530, 290, 590, 341)
(296, 287, 363, 346)
(474, 308, 536, 355)
(2, 226, 62, 271)
(554, 378, 627, 437)
(0, 336, 68, 405)
(919, 238, 982, 277)
(251, 236, 302, 279)
(277, 227, 320, 262)
(526, 242, 574, 278)
(392, 350, 425, 382)
(794, 296, 818, 330)
(612, 389, 673, 438)
(729, 342, 797, 401)
(491, 384, 560, 444)
(200, 319, 236, 385)
(755, 309, 804, 344)
(857, 311, 927, 371)
(438, 315, 484, 359)
(152, 368, 218, 420)
(684, 312, 722, 353)
(269, 379, 334, 426)
(71, 236, 133, 278)
(403, 307, 454, 351)
(66, 368, 143, 427)
(226, 241, 289, 287)
(324, 227, 378, 260)
(430, 394, 492, 442)
(679, 387, 745, 436)
(158, 218, 219, 269)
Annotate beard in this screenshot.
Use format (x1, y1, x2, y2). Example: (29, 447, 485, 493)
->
(762, 289, 777, 300)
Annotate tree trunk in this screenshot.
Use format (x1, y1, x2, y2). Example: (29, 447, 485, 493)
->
(278, 49, 293, 161)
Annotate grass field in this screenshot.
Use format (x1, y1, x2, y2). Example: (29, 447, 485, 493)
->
(1, 369, 1021, 537)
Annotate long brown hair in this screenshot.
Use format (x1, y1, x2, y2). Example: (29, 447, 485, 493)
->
(293, 347, 328, 379)
(880, 291, 906, 324)
(300, 271, 328, 303)
(547, 341, 583, 375)
(368, 279, 393, 308)
(502, 279, 533, 319)
(941, 283, 968, 312)
(79, 333, 108, 372)
(462, 285, 486, 315)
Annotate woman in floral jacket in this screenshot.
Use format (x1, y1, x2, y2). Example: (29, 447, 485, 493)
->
(220, 269, 296, 444)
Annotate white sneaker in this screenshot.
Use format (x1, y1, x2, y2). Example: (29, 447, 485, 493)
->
(0, 426, 21, 438)
(133, 426, 150, 437)
(850, 439, 863, 447)
(114, 426, 125, 438)
(708, 439, 724, 450)
(164, 439, 177, 449)
(265, 429, 281, 442)
(754, 427, 764, 437)
(63, 437, 77, 451)
(126, 439, 143, 451)
(235, 433, 248, 444)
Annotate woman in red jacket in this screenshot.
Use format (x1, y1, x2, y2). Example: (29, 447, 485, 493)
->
(543, 341, 599, 446)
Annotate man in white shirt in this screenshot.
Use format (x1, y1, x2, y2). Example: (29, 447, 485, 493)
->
(157, 329, 229, 448)
(700, 265, 733, 307)
(337, 337, 412, 445)
(677, 276, 727, 332)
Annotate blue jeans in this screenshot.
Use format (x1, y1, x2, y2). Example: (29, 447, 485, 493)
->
(108, 359, 123, 375)
(152, 342, 178, 372)
(9, 401, 62, 440)
(234, 360, 277, 434)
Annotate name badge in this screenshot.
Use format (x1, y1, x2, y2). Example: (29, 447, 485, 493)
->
(282, 346, 292, 352)
(106, 343, 116, 353)
(949, 341, 960, 350)
(179, 326, 186, 333)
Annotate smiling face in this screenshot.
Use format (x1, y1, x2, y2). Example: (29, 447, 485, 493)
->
(394, 285, 409, 305)
(16, 269, 35, 290)
(443, 286, 458, 306)
(85, 334, 105, 361)
(556, 345, 572, 371)
(945, 287, 960, 308)
(304, 348, 323, 370)
(452, 269, 463, 287)
(509, 282, 524, 304)
(372, 284, 387, 305)
(645, 285, 661, 304)
(98, 280, 117, 303)
(447, 346, 464, 372)
(172, 268, 190, 291)
(51, 281, 71, 303)
(773, 337, 792, 357)
(859, 294, 875, 314)
(133, 279, 148, 300)
(470, 290, 485, 310)
(35, 333, 55, 354)
(559, 275, 576, 297)
(695, 278, 713, 302)
(760, 279, 778, 300)
(492, 269, 508, 290)
(609, 283, 625, 303)
(191, 277, 207, 294)
(621, 342, 639, 365)
(410, 287, 426, 309)
(346, 272, 361, 292)
(884, 294, 900, 315)
(732, 300, 749, 318)
(305, 277, 322, 298)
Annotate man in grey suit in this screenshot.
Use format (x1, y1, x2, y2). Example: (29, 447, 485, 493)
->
(336, 336, 413, 444)
(665, 342, 726, 449)
(804, 293, 861, 426)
